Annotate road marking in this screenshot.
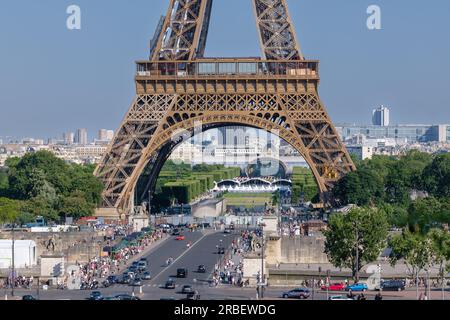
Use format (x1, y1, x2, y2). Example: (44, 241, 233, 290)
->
(151, 233, 209, 282)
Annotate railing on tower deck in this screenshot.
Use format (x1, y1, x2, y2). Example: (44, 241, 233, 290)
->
(135, 59, 319, 78)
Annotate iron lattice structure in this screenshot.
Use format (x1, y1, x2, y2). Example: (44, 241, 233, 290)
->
(94, 0, 356, 218)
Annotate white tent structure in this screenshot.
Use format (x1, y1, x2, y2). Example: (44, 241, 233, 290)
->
(0, 240, 37, 269)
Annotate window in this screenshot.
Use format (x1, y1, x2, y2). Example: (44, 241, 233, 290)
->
(218, 63, 236, 74)
(198, 63, 216, 75)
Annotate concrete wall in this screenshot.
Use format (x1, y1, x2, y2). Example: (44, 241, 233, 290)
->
(279, 235, 328, 264)
(0, 231, 105, 267)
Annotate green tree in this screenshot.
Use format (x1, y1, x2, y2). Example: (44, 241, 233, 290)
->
(0, 197, 21, 224)
(57, 191, 95, 219)
(324, 207, 389, 282)
(429, 229, 450, 297)
(407, 197, 450, 234)
(422, 153, 450, 198)
(389, 230, 434, 298)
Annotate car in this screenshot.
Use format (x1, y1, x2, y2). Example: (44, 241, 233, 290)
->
(217, 247, 225, 254)
(380, 280, 405, 291)
(142, 271, 152, 280)
(137, 261, 147, 272)
(197, 265, 206, 273)
(139, 258, 149, 263)
(200, 223, 211, 228)
(128, 266, 138, 273)
(328, 295, 355, 301)
(103, 275, 119, 287)
(346, 283, 368, 292)
(115, 294, 141, 300)
(282, 288, 310, 299)
(175, 235, 186, 241)
(182, 291, 201, 300)
(131, 261, 139, 267)
(177, 268, 188, 278)
(224, 228, 232, 234)
(119, 275, 132, 285)
(165, 279, 176, 289)
(129, 277, 143, 286)
(172, 228, 181, 236)
(321, 283, 346, 291)
(181, 285, 194, 294)
(88, 291, 103, 301)
(22, 295, 38, 301)
(103, 296, 120, 300)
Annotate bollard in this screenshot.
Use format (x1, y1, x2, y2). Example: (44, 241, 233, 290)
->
(139, 286, 143, 294)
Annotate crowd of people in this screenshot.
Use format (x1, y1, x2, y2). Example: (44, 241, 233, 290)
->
(68, 227, 164, 289)
(1, 276, 34, 289)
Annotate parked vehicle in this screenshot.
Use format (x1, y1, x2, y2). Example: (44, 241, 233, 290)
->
(321, 283, 346, 291)
(379, 280, 405, 291)
(129, 277, 143, 287)
(217, 247, 225, 254)
(137, 261, 147, 272)
(345, 283, 368, 292)
(22, 295, 38, 300)
(282, 288, 310, 299)
(103, 275, 119, 287)
(142, 271, 152, 280)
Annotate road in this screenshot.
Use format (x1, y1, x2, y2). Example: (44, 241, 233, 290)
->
(7, 229, 450, 301)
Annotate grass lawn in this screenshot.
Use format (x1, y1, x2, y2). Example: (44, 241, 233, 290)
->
(223, 192, 272, 208)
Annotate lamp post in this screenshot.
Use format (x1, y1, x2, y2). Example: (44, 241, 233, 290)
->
(11, 220, 16, 297)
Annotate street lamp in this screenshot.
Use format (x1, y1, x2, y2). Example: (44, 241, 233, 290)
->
(11, 219, 16, 297)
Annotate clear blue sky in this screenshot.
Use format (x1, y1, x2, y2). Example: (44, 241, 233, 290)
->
(0, 0, 449, 140)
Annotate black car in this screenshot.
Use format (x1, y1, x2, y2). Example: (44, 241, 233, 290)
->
(172, 228, 181, 236)
(217, 247, 225, 254)
(177, 268, 188, 278)
(129, 266, 138, 273)
(142, 271, 152, 280)
(181, 285, 194, 294)
(88, 291, 103, 301)
(184, 291, 201, 300)
(129, 277, 143, 287)
(197, 265, 206, 273)
(165, 279, 176, 289)
(380, 280, 406, 291)
(103, 275, 119, 287)
(115, 294, 141, 300)
(22, 295, 38, 301)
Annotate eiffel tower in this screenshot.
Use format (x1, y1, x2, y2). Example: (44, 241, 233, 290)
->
(94, 0, 356, 219)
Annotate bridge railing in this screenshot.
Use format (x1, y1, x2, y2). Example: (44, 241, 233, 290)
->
(136, 59, 319, 79)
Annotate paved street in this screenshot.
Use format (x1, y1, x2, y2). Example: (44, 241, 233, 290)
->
(5, 229, 450, 301)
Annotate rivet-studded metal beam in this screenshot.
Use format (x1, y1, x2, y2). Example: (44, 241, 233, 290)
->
(253, 0, 303, 60)
(151, 0, 213, 61)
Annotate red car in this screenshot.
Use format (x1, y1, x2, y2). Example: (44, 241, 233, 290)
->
(321, 283, 345, 291)
(175, 235, 185, 241)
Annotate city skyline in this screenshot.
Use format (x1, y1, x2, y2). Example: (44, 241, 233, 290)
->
(0, 0, 449, 139)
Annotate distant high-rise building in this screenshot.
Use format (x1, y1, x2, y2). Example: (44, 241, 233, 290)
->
(372, 105, 390, 126)
(98, 129, 114, 141)
(63, 132, 75, 145)
(76, 128, 88, 145)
